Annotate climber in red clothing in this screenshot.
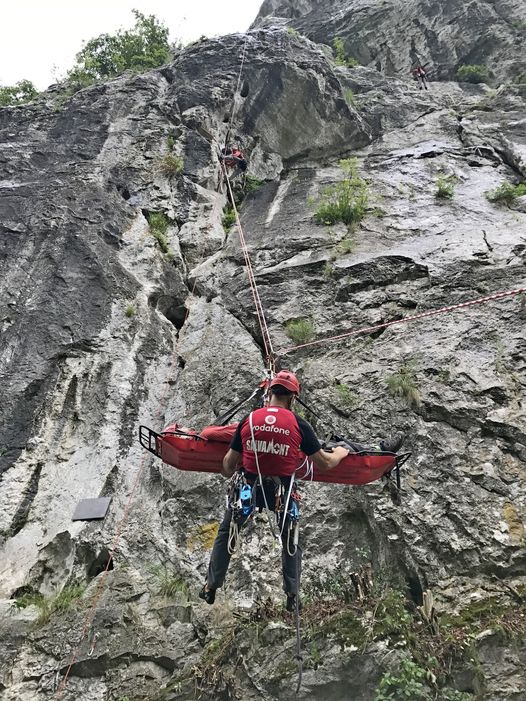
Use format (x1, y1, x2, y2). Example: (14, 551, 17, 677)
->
(411, 64, 429, 90)
(199, 370, 404, 611)
(219, 145, 248, 179)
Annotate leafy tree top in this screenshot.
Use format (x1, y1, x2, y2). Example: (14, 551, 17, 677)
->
(67, 10, 172, 89)
(0, 80, 38, 107)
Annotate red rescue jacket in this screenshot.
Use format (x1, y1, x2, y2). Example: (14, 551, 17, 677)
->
(239, 407, 304, 477)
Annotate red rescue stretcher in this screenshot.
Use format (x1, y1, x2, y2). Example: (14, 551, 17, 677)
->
(139, 423, 410, 487)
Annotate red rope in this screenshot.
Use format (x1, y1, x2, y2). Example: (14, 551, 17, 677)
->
(277, 286, 526, 356)
(222, 163, 275, 363)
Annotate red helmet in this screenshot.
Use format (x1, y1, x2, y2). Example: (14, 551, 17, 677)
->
(269, 370, 300, 395)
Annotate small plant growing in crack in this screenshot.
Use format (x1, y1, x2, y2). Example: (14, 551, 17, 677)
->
(147, 212, 174, 258)
(222, 204, 236, 233)
(149, 564, 189, 599)
(332, 37, 358, 68)
(15, 584, 86, 625)
(158, 153, 184, 177)
(386, 362, 421, 406)
(334, 382, 357, 411)
(435, 174, 457, 200)
(244, 175, 264, 194)
(125, 304, 136, 318)
(284, 317, 315, 344)
(485, 181, 526, 205)
(313, 158, 368, 226)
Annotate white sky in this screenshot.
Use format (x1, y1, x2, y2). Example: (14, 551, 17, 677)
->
(0, 0, 263, 90)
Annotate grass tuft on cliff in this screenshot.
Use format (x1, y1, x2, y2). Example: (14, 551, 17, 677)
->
(485, 181, 526, 204)
(313, 158, 368, 226)
(386, 363, 421, 406)
(284, 318, 315, 344)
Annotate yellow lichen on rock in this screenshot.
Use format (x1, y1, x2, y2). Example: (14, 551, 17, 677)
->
(503, 502, 524, 540)
(187, 522, 219, 551)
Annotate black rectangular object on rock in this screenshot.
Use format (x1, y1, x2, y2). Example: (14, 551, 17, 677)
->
(72, 497, 111, 521)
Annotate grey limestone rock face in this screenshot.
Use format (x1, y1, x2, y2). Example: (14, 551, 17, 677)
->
(0, 6, 525, 701)
(254, 0, 526, 84)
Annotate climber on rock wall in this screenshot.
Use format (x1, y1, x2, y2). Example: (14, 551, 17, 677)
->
(219, 145, 248, 179)
(411, 64, 429, 90)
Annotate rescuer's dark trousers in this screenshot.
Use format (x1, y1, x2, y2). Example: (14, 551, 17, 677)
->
(206, 477, 301, 595)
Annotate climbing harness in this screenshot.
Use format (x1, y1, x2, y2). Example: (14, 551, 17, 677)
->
(277, 286, 526, 356)
(227, 471, 255, 554)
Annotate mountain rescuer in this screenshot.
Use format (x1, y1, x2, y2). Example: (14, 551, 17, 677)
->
(411, 64, 429, 90)
(200, 371, 404, 611)
(219, 145, 248, 179)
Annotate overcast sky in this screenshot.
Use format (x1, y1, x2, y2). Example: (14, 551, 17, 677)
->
(0, 0, 263, 90)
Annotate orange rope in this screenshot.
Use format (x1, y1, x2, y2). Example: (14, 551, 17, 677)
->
(277, 286, 526, 356)
(222, 163, 275, 365)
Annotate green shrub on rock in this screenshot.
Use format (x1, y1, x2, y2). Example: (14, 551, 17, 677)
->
(222, 204, 236, 233)
(386, 363, 421, 406)
(284, 318, 315, 344)
(159, 154, 184, 177)
(456, 64, 489, 84)
(435, 175, 457, 200)
(147, 212, 173, 256)
(313, 158, 368, 226)
(485, 181, 526, 204)
(333, 37, 358, 68)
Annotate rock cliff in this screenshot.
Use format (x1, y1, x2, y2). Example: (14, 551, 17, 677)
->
(1, 2, 525, 700)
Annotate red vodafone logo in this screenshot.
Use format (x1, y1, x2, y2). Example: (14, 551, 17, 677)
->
(265, 415, 277, 425)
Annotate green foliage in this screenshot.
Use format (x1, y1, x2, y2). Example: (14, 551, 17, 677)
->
(435, 175, 457, 200)
(456, 64, 489, 84)
(313, 158, 368, 226)
(511, 20, 526, 30)
(67, 10, 172, 89)
(333, 37, 358, 67)
(222, 204, 236, 233)
(373, 658, 430, 701)
(149, 565, 189, 598)
(159, 154, 184, 177)
(386, 363, 421, 406)
(166, 134, 177, 151)
(15, 585, 86, 625)
(337, 237, 355, 254)
(284, 317, 315, 344)
(334, 382, 357, 410)
(343, 88, 355, 105)
(147, 212, 172, 255)
(0, 79, 38, 107)
(323, 262, 334, 277)
(485, 181, 526, 204)
(125, 304, 136, 318)
(147, 211, 170, 235)
(244, 175, 264, 194)
(287, 27, 300, 38)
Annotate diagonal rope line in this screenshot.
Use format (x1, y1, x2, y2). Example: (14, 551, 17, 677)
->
(277, 286, 526, 356)
(225, 34, 249, 147)
(222, 163, 275, 362)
